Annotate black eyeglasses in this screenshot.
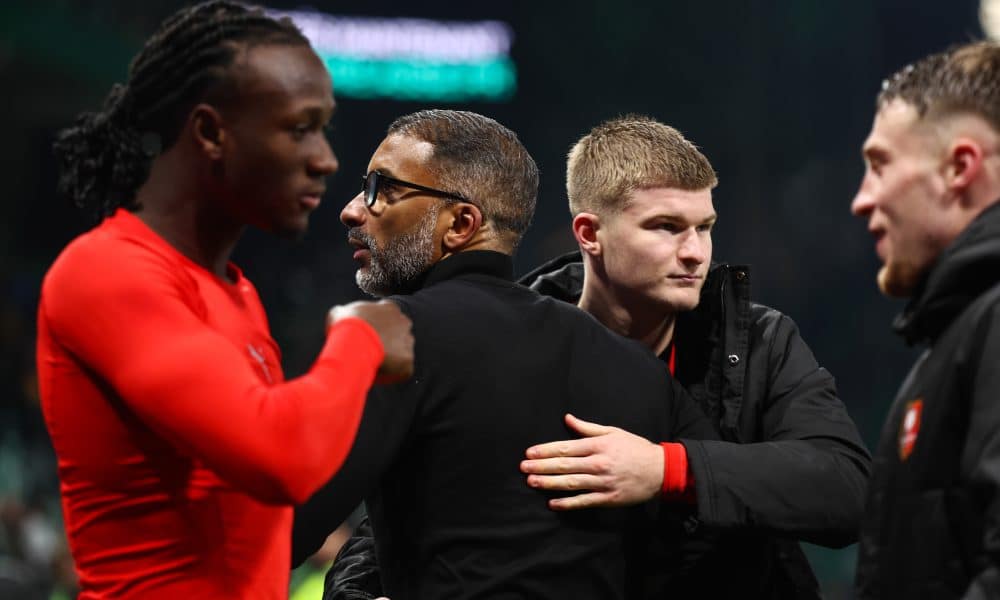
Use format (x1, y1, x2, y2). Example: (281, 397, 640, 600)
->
(361, 170, 469, 208)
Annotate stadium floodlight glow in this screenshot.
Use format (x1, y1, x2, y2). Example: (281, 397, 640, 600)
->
(269, 9, 517, 102)
(983, 0, 1000, 42)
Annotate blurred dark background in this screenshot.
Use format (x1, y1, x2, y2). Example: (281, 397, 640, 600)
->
(0, 0, 988, 597)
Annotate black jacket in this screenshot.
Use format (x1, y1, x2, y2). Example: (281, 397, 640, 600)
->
(292, 251, 715, 600)
(855, 202, 1000, 599)
(326, 254, 871, 599)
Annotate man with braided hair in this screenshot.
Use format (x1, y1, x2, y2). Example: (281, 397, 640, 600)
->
(38, 2, 413, 598)
(851, 41, 1000, 598)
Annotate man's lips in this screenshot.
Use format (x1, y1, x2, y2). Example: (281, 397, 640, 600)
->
(300, 189, 324, 210)
(874, 234, 888, 260)
(348, 238, 370, 261)
(869, 227, 887, 260)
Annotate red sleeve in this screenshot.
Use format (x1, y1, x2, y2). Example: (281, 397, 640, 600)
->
(40, 240, 383, 505)
(660, 442, 696, 503)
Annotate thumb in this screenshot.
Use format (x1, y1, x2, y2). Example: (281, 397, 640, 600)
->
(565, 413, 615, 437)
(326, 302, 354, 326)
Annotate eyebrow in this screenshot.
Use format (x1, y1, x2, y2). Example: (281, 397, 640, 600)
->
(292, 102, 336, 121)
(645, 213, 718, 225)
(369, 167, 398, 179)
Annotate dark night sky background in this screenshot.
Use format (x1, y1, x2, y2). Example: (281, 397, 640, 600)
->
(0, 1, 988, 595)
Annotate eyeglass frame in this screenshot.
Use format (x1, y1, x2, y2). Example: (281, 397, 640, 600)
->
(361, 170, 471, 208)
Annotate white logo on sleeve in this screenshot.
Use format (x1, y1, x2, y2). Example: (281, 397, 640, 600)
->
(247, 344, 273, 383)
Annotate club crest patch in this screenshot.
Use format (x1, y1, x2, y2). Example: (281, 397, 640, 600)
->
(898, 398, 923, 461)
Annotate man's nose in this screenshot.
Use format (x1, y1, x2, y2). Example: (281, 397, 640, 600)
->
(310, 139, 339, 177)
(678, 231, 707, 264)
(850, 188, 875, 217)
(340, 193, 367, 228)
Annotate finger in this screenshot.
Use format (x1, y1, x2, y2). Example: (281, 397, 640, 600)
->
(565, 413, 616, 437)
(520, 456, 602, 475)
(328, 301, 365, 324)
(525, 473, 607, 492)
(525, 437, 598, 459)
(548, 492, 617, 511)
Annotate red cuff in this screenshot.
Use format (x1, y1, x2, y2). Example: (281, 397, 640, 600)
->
(660, 442, 696, 504)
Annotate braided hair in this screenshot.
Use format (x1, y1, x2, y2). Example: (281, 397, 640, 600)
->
(53, 1, 309, 218)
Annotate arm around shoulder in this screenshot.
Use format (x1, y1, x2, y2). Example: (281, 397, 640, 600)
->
(680, 311, 871, 547)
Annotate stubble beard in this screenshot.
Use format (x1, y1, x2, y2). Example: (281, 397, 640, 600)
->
(353, 209, 439, 298)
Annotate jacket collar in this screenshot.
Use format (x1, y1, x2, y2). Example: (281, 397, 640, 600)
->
(519, 251, 752, 439)
(417, 250, 514, 290)
(518, 251, 585, 302)
(894, 200, 1000, 345)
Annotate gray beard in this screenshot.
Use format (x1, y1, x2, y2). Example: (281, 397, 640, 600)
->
(352, 208, 438, 297)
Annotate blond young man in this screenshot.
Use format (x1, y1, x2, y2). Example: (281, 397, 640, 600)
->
(519, 117, 871, 598)
(850, 42, 1000, 598)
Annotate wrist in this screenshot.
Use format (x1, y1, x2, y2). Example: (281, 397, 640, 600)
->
(660, 442, 691, 499)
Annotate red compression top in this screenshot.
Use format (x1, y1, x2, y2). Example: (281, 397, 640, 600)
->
(36, 209, 383, 599)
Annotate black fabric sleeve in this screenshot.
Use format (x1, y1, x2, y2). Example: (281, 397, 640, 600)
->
(666, 377, 718, 441)
(680, 314, 871, 548)
(322, 515, 383, 600)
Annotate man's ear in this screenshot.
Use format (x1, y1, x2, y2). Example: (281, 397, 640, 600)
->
(190, 103, 226, 160)
(442, 202, 483, 250)
(945, 137, 984, 199)
(572, 212, 602, 256)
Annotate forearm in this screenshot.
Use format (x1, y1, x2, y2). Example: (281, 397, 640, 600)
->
(681, 436, 869, 546)
(41, 246, 393, 506)
(44, 283, 383, 506)
(124, 317, 384, 505)
(674, 311, 872, 546)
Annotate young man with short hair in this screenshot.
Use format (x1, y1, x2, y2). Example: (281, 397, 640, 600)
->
(517, 116, 870, 598)
(850, 41, 1000, 598)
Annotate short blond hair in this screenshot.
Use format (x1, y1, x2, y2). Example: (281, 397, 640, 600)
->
(566, 115, 717, 216)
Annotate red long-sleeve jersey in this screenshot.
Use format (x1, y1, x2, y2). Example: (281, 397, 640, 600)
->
(36, 209, 383, 599)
